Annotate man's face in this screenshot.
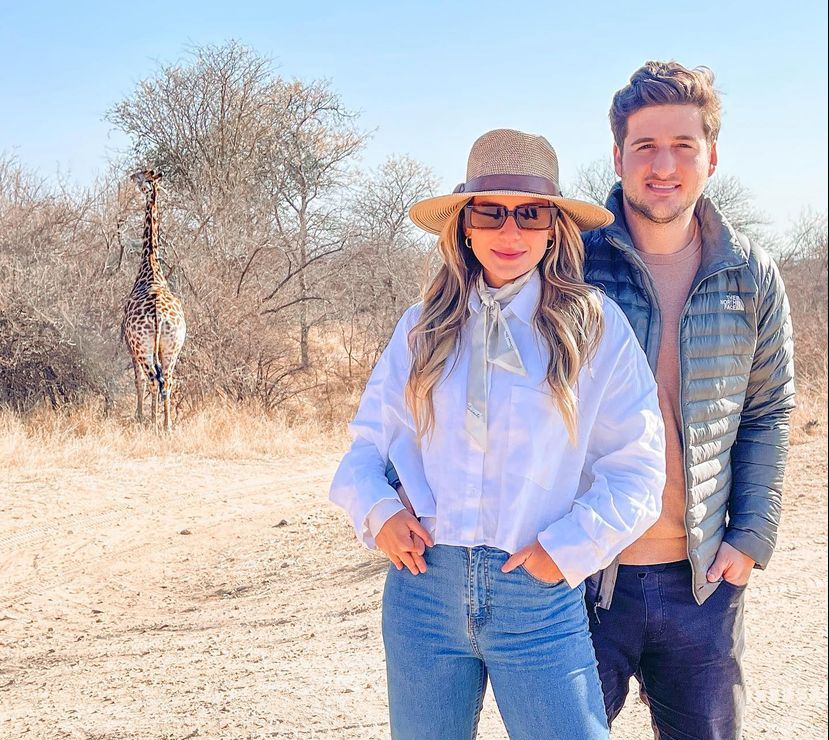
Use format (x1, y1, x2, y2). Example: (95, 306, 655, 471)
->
(614, 104, 717, 225)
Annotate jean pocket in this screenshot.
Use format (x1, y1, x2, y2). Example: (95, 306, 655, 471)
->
(517, 564, 566, 588)
(720, 578, 748, 591)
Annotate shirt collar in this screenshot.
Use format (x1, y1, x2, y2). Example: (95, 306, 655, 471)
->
(468, 268, 540, 325)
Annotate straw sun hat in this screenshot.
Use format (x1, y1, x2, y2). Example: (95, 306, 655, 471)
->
(409, 128, 614, 235)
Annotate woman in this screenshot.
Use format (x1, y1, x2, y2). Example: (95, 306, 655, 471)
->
(329, 129, 665, 739)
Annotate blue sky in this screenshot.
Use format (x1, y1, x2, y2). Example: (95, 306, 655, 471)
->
(1, 1, 826, 233)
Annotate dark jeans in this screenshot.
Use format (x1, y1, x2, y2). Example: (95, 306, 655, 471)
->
(586, 560, 746, 740)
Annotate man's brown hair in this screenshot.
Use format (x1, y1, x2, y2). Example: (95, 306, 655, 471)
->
(609, 61, 722, 147)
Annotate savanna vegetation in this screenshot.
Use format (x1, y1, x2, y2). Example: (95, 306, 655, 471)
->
(1, 42, 825, 452)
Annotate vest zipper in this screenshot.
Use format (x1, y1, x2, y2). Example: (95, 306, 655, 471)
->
(612, 234, 744, 595)
(592, 595, 602, 624)
(607, 237, 662, 368)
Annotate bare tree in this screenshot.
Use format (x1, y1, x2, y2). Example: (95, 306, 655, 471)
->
(777, 209, 828, 269)
(109, 43, 371, 373)
(258, 80, 369, 367)
(703, 175, 769, 240)
(107, 42, 275, 210)
(775, 209, 828, 389)
(332, 156, 437, 374)
(567, 158, 618, 206)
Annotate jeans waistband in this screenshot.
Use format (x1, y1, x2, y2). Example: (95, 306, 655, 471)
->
(617, 559, 689, 574)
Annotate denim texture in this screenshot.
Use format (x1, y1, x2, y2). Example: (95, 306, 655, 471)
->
(382, 544, 609, 739)
(586, 560, 745, 739)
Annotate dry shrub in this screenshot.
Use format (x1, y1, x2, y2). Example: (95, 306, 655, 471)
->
(785, 275, 827, 391)
(779, 214, 828, 442)
(296, 330, 370, 425)
(0, 303, 117, 412)
(0, 155, 126, 413)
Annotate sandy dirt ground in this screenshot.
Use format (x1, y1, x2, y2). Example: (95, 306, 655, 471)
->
(1, 432, 826, 739)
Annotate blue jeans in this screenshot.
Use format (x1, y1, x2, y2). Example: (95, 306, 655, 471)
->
(382, 544, 609, 740)
(586, 560, 746, 740)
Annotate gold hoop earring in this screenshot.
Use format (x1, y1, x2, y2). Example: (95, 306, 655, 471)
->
(465, 236, 473, 248)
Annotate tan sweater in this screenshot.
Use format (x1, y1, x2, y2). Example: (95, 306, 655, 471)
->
(620, 221, 702, 565)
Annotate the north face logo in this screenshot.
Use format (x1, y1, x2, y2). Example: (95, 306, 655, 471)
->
(721, 294, 745, 311)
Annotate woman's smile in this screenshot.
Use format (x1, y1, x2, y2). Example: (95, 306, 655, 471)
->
(491, 249, 527, 260)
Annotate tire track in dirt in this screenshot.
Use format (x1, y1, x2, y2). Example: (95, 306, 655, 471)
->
(0, 507, 135, 551)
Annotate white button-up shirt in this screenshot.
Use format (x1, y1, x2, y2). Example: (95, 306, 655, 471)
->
(329, 271, 665, 586)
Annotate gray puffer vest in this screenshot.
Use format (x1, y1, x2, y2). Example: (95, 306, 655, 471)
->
(585, 185, 795, 607)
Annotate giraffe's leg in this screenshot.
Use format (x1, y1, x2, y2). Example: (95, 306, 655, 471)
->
(137, 356, 158, 429)
(154, 360, 167, 433)
(151, 384, 158, 431)
(163, 389, 172, 433)
(164, 360, 179, 433)
(132, 360, 146, 422)
(137, 356, 158, 430)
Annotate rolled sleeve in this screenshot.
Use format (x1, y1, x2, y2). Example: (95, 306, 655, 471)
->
(366, 498, 407, 542)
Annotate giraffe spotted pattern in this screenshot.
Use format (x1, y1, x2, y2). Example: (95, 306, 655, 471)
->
(123, 170, 186, 432)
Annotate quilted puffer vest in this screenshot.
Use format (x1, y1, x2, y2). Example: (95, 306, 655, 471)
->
(583, 185, 795, 607)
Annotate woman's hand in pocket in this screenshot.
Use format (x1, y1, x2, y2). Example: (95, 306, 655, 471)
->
(502, 540, 565, 584)
(376, 510, 434, 575)
(395, 484, 428, 569)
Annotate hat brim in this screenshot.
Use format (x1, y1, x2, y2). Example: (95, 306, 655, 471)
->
(409, 191, 613, 235)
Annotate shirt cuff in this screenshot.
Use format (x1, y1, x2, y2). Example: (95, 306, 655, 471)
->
(537, 522, 604, 588)
(365, 498, 407, 540)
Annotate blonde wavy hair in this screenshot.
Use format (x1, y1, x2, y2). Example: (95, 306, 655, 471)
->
(404, 206, 604, 443)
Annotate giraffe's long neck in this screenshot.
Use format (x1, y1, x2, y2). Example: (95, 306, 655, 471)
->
(136, 185, 167, 286)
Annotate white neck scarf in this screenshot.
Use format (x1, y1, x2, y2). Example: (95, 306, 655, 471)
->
(465, 269, 534, 449)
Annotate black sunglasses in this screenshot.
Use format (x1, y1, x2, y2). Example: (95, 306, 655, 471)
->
(464, 203, 558, 230)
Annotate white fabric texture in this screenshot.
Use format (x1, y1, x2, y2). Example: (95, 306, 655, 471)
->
(465, 269, 533, 449)
(329, 270, 666, 586)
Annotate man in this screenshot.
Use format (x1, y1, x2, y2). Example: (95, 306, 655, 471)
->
(581, 61, 794, 739)
(386, 60, 794, 738)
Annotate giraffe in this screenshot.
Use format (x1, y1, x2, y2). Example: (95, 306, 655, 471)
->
(123, 170, 186, 432)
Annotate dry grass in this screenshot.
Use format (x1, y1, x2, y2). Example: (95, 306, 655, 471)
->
(0, 398, 349, 471)
(790, 375, 828, 445)
(2, 381, 824, 473)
